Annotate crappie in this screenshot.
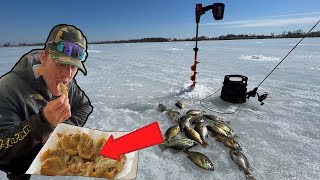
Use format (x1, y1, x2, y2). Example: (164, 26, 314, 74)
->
(179, 115, 192, 132)
(175, 100, 186, 109)
(184, 150, 214, 171)
(185, 126, 207, 147)
(166, 110, 181, 122)
(158, 103, 166, 112)
(159, 138, 198, 152)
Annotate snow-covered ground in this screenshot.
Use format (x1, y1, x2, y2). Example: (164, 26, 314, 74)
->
(0, 38, 319, 180)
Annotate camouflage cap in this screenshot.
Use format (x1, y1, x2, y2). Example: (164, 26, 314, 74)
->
(45, 24, 88, 75)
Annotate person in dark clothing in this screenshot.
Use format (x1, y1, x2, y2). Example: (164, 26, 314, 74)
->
(0, 24, 93, 179)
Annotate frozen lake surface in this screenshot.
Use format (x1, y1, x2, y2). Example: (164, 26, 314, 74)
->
(0, 38, 319, 180)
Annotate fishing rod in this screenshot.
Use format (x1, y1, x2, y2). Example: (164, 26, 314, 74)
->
(246, 19, 320, 105)
(200, 19, 320, 113)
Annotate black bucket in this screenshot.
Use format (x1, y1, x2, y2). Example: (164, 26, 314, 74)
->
(220, 75, 248, 103)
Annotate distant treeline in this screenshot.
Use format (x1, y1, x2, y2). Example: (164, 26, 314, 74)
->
(2, 29, 320, 47)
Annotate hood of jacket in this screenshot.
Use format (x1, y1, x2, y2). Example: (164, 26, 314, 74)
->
(11, 49, 53, 100)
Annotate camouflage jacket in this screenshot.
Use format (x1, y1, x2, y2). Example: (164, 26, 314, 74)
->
(0, 50, 93, 175)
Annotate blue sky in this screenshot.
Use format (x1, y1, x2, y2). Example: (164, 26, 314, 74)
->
(1, 0, 320, 44)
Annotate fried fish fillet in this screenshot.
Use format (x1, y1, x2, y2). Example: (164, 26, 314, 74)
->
(40, 157, 69, 176)
(77, 162, 95, 177)
(77, 133, 95, 160)
(67, 155, 85, 174)
(57, 83, 68, 96)
(61, 133, 81, 155)
(40, 148, 70, 164)
(94, 155, 127, 178)
(95, 137, 106, 156)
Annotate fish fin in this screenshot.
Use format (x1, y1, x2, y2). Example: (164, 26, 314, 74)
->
(226, 121, 231, 124)
(172, 149, 185, 154)
(249, 165, 254, 171)
(158, 143, 168, 151)
(201, 141, 209, 148)
(182, 149, 189, 154)
(233, 134, 240, 139)
(210, 132, 218, 138)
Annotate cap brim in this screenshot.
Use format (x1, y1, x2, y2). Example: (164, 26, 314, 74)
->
(50, 51, 87, 75)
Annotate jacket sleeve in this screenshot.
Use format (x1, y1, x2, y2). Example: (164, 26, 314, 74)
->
(0, 90, 54, 168)
(64, 79, 93, 127)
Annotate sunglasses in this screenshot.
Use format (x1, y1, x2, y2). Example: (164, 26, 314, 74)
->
(47, 41, 87, 61)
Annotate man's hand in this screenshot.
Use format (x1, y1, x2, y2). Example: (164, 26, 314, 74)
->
(43, 95, 71, 127)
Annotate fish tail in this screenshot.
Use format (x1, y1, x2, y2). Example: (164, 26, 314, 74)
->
(210, 132, 217, 138)
(245, 173, 255, 180)
(172, 149, 186, 154)
(158, 143, 168, 151)
(244, 170, 255, 180)
(164, 137, 172, 142)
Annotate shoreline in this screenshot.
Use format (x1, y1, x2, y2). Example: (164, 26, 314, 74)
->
(2, 36, 320, 48)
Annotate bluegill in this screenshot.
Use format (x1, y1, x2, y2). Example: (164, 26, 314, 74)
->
(194, 123, 208, 143)
(166, 110, 181, 122)
(191, 115, 205, 124)
(159, 138, 198, 152)
(185, 126, 208, 147)
(186, 110, 202, 116)
(165, 125, 180, 141)
(204, 114, 230, 124)
(215, 135, 242, 150)
(184, 150, 214, 171)
(158, 103, 167, 112)
(230, 149, 255, 180)
(175, 100, 186, 109)
(179, 115, 192, 132)
(206, 125, 233, 139)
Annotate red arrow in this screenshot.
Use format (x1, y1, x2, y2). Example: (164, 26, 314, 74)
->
(100, 121, 164, 161)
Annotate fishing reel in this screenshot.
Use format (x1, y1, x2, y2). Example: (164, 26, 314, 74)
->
(220, 75, 269, 105)
(246, 87, 269, 105)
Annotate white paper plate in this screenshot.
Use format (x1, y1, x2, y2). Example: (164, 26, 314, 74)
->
(26, 123, 139, 179)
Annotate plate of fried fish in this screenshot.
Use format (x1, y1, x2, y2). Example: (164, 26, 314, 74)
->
(26, 123, 139, 179)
